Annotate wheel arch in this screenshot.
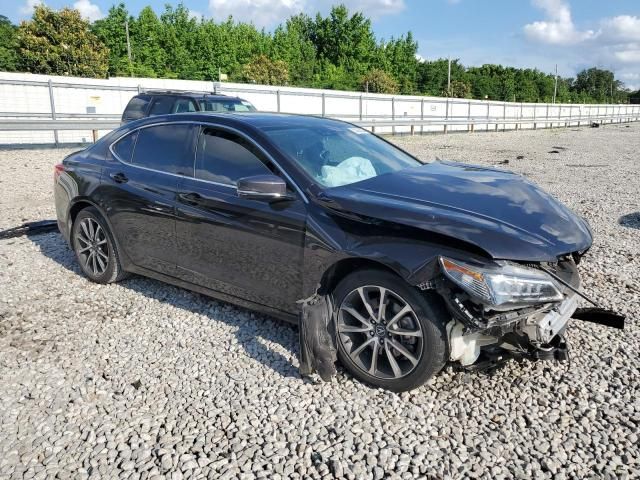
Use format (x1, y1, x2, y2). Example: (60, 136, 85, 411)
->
(68, 199, 95, 227)
(67, 198, 131, 269)
(317, 257, 404, 296)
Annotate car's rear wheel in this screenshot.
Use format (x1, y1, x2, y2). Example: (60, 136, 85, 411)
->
(72, 207, 128, 284)
(333, 269, 449, 392)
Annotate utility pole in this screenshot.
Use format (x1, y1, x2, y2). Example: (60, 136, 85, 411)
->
(611, 81, 614, 103)
(447, 57, 451, 96)
(125, 19, 132, 76)
(552, 64, 558, 104)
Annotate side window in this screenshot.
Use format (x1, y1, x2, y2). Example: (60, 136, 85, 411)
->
(148, 96, 175, 116)
(229, 103, 252, 112)
(195, 128, 272, 185)
(123, 96, 150, 121)
(131, 125, 194, 176)
(112, 130, 139, 162)
(173, 98, 197, 113)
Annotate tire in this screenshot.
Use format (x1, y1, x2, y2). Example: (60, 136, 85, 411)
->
(72, 207, 128, 284)
(333, 268, 449, 392)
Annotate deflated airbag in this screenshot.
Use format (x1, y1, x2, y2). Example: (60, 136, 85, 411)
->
(320, 156, 377, 187)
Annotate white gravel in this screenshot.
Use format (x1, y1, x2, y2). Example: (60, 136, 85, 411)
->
(1, 123, 639, 479)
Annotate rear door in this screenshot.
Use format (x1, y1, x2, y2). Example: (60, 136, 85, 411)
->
(174, 125, 307, 313)
(102, 123, 197, 275)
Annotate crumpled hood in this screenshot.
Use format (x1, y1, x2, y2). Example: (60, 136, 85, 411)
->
(315, 160, 593, 262)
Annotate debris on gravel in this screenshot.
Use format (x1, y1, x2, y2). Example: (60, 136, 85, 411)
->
(1, 123, 638, 479)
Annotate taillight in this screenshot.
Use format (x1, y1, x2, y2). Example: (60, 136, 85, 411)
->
(54, 163, 65, 181)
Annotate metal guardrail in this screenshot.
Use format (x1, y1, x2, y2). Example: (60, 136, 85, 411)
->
(0, 114, 636, 139)
(0, 78, 139, 92)
(0, 119, 122, 131)
(1, 76, 639, 144)
(0, 112, 121, 119)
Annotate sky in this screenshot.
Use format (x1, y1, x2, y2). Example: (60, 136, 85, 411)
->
(5, 0, 640, 90)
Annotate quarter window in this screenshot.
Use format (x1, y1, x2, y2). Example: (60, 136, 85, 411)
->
(112, 130, 139, 163)
(195, 128, 272, 185)
(131, 125, 194, 176)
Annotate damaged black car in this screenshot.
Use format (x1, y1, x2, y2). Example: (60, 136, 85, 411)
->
(54, 113, 623, 392)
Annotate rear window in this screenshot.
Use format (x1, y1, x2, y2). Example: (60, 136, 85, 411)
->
(131, 124, 194, 176)
(149, 96, 176, 116)
(122, 95, 151, 121)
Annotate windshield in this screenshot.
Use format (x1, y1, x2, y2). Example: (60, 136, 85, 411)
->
(260, 123, 421, 188)
(199, 98, 256, 113)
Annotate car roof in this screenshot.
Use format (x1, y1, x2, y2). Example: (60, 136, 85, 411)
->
(127, 112, 347, 129)
(138, 91, 244, 101)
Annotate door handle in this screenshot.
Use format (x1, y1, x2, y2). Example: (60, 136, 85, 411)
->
(110, 172, 129, 184)
(178, 192, 202, 205)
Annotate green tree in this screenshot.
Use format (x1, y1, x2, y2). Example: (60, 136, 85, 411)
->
(131, 6, 166, 77)
(6, 1, 634, 103)
(191, 20, 231, 81)
(466, 65, 504, 100)
(159, 3, 199, 79)
(555, 77, 573, 103)
(271, 14, 316, 85)
(360, 68, 398, 94)
(92, 3, 133, 76)
(500, 67, 516, 102)
(417, 59, 465, 97)
(0, 15, 20, 71)
(443, 80, 471, 99)
(310, 5, 377, 89)
(242, 54, 289, 85)
(377, 33, 419, 94)
(18, 5, 109, 77)
(571, 68, 626, 103)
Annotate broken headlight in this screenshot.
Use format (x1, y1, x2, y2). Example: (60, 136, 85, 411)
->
(439, 257, 563, 308)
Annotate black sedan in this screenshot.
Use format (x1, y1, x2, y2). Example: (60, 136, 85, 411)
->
(54, 113, 614, 391)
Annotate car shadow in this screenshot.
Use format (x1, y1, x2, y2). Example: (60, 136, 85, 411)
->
(27, 231, 301, 379)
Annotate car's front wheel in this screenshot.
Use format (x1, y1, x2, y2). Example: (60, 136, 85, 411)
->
(72, 207, 128, 284)
(333, 269, 449, 392)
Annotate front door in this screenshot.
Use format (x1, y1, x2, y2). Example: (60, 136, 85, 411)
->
(174, 126, 307, 313)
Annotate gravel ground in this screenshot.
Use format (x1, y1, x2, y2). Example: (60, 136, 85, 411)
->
(1, 123, 639, 480)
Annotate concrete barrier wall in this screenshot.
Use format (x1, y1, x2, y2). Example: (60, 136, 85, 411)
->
(1, 71, 638, 145)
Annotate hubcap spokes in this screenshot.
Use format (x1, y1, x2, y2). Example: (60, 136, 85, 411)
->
(77, 218, 108, 276)
(338, 286, 423, 380)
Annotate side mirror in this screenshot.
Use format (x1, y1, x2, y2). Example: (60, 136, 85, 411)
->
(237, 175, 292, 201)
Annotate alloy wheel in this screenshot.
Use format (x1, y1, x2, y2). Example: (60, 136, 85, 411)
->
(75, 217, 109, 276)
(337, 286, 424, 380)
